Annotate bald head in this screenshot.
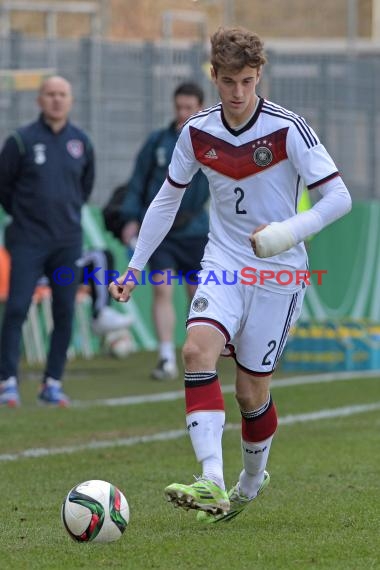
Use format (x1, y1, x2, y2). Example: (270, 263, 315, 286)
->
(39, 75, 72, 96)
(37, 75, 73, 131)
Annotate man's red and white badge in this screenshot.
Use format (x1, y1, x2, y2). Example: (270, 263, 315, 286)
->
(67, 139, 84, 158)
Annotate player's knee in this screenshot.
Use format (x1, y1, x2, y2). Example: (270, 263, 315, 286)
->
(235, 392, 252, 411)
(182, 338, 218, 369)
(182, 338, 203, 367)
(235, 389, 270, 412)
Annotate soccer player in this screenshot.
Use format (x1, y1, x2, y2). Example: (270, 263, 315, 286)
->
(109, 27, 352, 522)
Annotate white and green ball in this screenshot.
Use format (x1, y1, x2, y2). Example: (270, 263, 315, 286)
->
(61, 479, 129, 543)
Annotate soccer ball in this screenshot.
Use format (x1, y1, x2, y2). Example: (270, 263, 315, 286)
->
(61, 479, 129, 543)
(104, 329, 136, 358)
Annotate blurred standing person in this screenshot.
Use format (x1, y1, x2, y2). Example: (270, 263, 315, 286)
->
(0, 75, 95, 407)
(120, 82, 209, 380)
(78, 248, 133, 335)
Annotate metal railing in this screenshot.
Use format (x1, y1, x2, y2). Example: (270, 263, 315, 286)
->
(1, 33, 380, 203)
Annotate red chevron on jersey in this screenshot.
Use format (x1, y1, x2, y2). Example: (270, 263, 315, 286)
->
(190, 126, 289, 180)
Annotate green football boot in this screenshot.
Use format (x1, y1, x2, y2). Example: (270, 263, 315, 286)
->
(197, 470, 270, 524)
(165, 477, 230, 515)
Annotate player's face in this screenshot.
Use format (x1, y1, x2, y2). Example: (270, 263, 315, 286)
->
(37, 77, 73, 124)
(174, 94, 202, 130)
(211, 65, 261, 127)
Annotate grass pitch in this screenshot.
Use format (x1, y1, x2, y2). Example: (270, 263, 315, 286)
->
(0, 352, 379, 569)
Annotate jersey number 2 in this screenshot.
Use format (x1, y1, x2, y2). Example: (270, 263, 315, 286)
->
(262, 340, 277, 366)
(234, 187, 247, 214)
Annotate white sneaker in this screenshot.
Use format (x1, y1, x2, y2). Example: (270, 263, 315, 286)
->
(38, 378, 70, 407)
(0, 376, 20, 407)
(151, 359, 178, 380)
(92, 307, 133, 335)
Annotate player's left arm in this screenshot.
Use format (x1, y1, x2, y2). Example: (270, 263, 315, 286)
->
(252, 121, 352, 258)
(252, 176, 352, 257)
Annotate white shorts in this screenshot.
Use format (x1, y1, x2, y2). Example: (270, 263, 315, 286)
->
(187, 269, 305, 375)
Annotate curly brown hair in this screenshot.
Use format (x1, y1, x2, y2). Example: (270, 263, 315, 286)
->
(210, 27, 267, 74)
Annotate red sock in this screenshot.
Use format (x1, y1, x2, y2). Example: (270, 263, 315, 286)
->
(241, 398, 278, 442)
(184, 371, 224, 414)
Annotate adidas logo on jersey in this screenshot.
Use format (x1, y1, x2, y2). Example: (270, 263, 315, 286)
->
(204, 148, 218, 159)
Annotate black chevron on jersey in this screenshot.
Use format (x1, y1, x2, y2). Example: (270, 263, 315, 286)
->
(183, 103, 222, 129)
(190, 126, 289, 180)
(262, 101, 318, 149)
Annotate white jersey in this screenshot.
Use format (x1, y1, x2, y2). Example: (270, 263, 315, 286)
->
(167, 97, 339, 293)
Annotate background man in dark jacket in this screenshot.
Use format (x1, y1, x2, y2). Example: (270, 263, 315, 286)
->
(0, 75, 95, 407)
(121, 82, 209, 380)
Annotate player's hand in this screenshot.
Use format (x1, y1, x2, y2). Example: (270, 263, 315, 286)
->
(249, 222, 296, 258)
(249, 224, 268, 255)
(108, 268, 140, 303)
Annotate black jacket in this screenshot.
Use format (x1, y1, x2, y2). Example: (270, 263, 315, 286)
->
(0, 115, 95, 246)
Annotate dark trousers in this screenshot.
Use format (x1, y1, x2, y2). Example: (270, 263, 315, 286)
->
(0, 242, 82, 380)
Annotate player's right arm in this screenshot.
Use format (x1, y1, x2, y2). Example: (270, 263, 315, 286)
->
(108, 179, 186, 302)
(109, 125, 199, 302)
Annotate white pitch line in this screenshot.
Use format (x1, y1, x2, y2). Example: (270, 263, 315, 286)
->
(72, 369, 380, 408)
(1, 401, 380, 463)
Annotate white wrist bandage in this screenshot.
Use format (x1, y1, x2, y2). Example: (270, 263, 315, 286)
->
(254, 222, 296, 258)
